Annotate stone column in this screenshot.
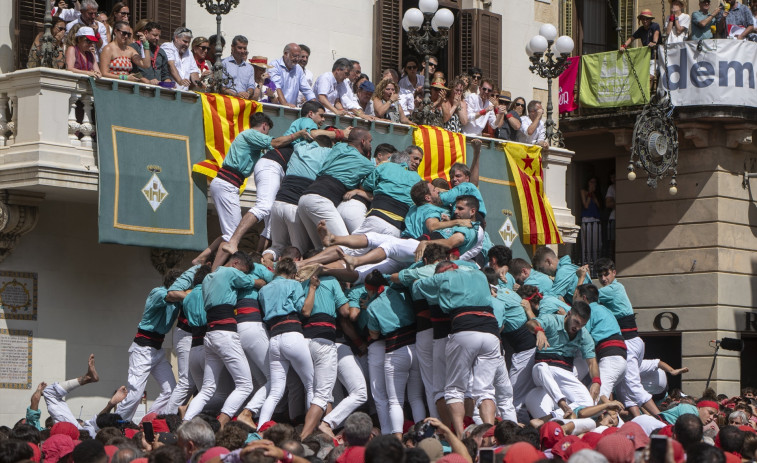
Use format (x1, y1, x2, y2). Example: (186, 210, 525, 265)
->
(543, 146, 579, 244)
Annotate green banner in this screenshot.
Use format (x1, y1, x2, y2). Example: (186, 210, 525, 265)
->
(92, 80, 207, 250)
(579, 47, 650, 108)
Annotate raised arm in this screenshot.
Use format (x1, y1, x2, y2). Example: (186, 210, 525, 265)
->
(301, 276, 319, 317)
(469, 138, 481, 187)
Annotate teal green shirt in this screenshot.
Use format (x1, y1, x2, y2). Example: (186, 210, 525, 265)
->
(659, 403, 699, 425)
(398, 260, 477, 288)
(402, 203, 451, 239)
(283, 117, 318, 145)
(318, 143, 374, 189)
(367, 287, 416, 335)
(302, 276, 348, 317)
(259, 276, 305, 321)
(498, 273, 516, 290)
(222, 128, 273, 177)
(525, 269, 554, 294)
(497, 286, 527, 333)
(585, 302, 622, 342)
(168, 264, 201, 292)
(539, 295, 570, 316)
(26, 407, 43, 430)
(436, 223, 480, 256)
(237, 263, 274, 301)
(137, 287, 180, 334)
(536, 313, 595, 359)
(598, 280, 634, 318)
(183, 284, 207, 327)
(412, 269, 491, 314)
(362, 162, 421, 207)
(548, 256, 591, 303)
(439, 182, 487, 216)
(346, 284, 370, 332)
(287, 140, 331, 180)
(202, 266, 258, 309)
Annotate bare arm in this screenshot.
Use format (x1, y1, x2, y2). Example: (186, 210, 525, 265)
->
(587, 357, 601, 401)
(469, 138, 481, 187)
(426, 217, 473, 232)
(372, 96, 393, 117)
(165, 290, 190, 302)
(423, 418, 473, 463)
(300, 277, 319, 318)
(271, 129, 306, 149)
(318, 94, 346, 116)
(30, 382, 46, 411)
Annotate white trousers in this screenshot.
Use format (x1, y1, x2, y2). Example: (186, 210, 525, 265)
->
(459, 226, 485, 262)
(510, 347, 537, 410)
(415, 328, 437, 417)
(445, 331, 500, 404)
(367, 340, 391, 434)
(385, 344, 426, 434)
(184, 330, 253, 420)
(187, 345, 233, 415)
(42, 382, 98, 437)
(209, 177, 242, 242)
(337, 198, 368, 234)
(309, 338, 338, 410)
(258, 331, 314, 424)
(249, 158, 284, 240)
(599, 355, 628, 401)
(238, 321, 270, 415)
(116, 342, 176, 421)
(432, 337, 448, 403)
(298, 194, 349, 250)
(166, 327, 193, 414)
(323, 343, 368, 429)
(267, 200, 312, 259)
(493, 356, 517, 422)
(343, 217, 402, 257)
(532, 362, 593, 411)
(617, 337, 653, 408)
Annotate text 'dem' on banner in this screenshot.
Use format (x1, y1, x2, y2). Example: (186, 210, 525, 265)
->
(92, 79, 208, 250)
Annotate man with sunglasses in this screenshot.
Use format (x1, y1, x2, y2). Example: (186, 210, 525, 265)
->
(691, 0, 720, 40)
(161, 27, 200, 91)
(131, 22, 171, 85)
(398, 55, 424, 116)
(463, 78, 504, 137)
(65, 0, 108, 55)
(466, 67, 483, 98)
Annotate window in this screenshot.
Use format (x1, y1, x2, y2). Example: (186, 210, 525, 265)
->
(565, 0, 626, 56)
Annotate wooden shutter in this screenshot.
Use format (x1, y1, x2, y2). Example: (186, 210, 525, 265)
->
(373, 0, 403, 83)
(133, 0, 151, 22)
(562, 0, 574, 37)
(460, 9, 502, 89)
(15, 0, 46, 69)
(155, 0, 185, 43)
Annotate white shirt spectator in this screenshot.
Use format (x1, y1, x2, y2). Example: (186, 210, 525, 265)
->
(313, 72, 352, 109)
(363, 99, 375, 116)
(269, 57, 316, 106)
(665, 13, 691, 44)
(339, 78, 361, 110)
(160, 41, 200, 91)
(52, 6, 79, 22)
(517, 115, 546, 145)
(398, 74, 424, 116)
(297, 68, 314, 105)
(66, 18, 108, 54)
(463, 93, 496, 136)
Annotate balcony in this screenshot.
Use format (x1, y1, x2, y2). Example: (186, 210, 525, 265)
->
(0, 67, 579, 250)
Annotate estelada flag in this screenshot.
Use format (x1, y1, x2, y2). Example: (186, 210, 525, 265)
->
(504, 143, 563, 245)
(192, 93, 262, 192)
(412, 125, 466, 182)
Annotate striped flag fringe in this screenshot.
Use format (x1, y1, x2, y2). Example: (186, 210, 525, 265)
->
(412, 125, 467, 182)
(504, 143, 563, 245)
(192, 93, 262, 193)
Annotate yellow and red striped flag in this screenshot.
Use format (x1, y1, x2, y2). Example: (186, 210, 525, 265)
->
(504, 143, 563, 245)
(412, 125, 467, 182)
(192, 93, 262, 192)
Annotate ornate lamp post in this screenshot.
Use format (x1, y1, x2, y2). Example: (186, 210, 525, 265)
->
(525, 24, 574, 147)
(402, 0, 454, 127)
(197, 0, 239, 94)
(36, 0, 56, 67)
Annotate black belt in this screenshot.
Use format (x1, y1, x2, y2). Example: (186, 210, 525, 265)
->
(216, 166, 245, 188)
(617, 314, 639, 340)
(502, 324, 537, 353)
(303, 174, 348, 207)
(385, 325, 417, 353)
(134, 328, 165, 349)
(276, 175, 313, 205)
(207, 304, 237, 332)
(267, 313, 302, 336)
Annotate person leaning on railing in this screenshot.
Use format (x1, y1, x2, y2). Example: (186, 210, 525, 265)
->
(99, 21, 152, 82)
(690, 0, 720, 40)
(65, 25, 101, 78)
(27, 16, 67, 69)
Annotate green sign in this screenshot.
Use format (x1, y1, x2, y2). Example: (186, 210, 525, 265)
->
(579, 47, 650, 108)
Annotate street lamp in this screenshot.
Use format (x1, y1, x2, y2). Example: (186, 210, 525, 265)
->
(402, 0, 454, 126)
(34, 0, 56, 67)
(526, 24, 574, 147)
(197, 0, 240, 94)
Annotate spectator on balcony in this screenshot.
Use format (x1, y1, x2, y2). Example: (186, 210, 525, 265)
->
(580, 176, 602, 267)
(463, 78, 500, 137)
(721, 0, 755, 39)
(297, 44, 314, 106)
(665, 0, 691, 44)
(382, 68, 399, 84)
(105, 2, 130, 42)
(222, 35, 257, 100)
(465, 67, 482, 98)
(495, 94, 524, 142)
(441, 77, 469, 133)
(65, 25, 101, 77)
(161, 27, 201, 91)
(51, 0, 81, 22)
(398, 55, 424, 116)
(65, 0, 108, 54)
(422, 56, 438, 83)
(517, 100, 548, 147)
(27, 16, 66, 69)
(373, 79, 410, 124)
(314, 57, 352, 116)
(415, 76, 446, 124)
(339, 60, 363, 114)
(207, 34, 226, 66)
(621, 9, 660, 70)
(251, 56, 278, 103)
(269, 43, 316, 107)
(131, 21, 172, 86)
(356, 80, 376, 117)
(99, 22, 151, 81)
(690, 0, 720, 40)
(191, 36, 213, 89)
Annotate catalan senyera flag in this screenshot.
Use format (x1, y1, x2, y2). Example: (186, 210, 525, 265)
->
(412, 125, 466, 182)
(192, 93, 262, 192)
(504, 143, 563, 245)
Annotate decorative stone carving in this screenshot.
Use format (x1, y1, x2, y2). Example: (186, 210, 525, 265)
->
(678, 123, 710, 148)
(150, 248, 185, 276)
(725, 124, 757, 149)
(0, 191, 44, 264)
(609, 129, 633, 151)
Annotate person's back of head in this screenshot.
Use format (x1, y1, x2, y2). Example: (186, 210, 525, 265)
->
(261, 423, 294, 448)
(241, 448, 276, 463)
(177, 418, 215, 457)
(494, 420, 519, 446)
(72, 439, 107, 463)
(718, 426, 745, 453)
(404, 447, 430, 463)
(515, 426, 540, 448)
(111, 446, 142, 463)
(279, 440, 305, 457)
(214, 425, 247, 451)
(0, 439, 34, 463)
(365, 435, 403, 463)
(343, 412, 373, 447)
(674, 413, 704, 450)
(147, 445, 185, 463)
(95, 427, 123, 445)
(687, 443, 725, 463)
(10, 425, 40, 445)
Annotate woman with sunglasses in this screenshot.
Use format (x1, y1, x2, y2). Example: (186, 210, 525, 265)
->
(465, 67, 482, 98)
(105, 2, 130, 43)
(441, 77, 469, 133)
(27, 16, 66, 69)
(191, 37, 213, 89)
(496, 97, 525, 141)
(99, 21, 151, 81)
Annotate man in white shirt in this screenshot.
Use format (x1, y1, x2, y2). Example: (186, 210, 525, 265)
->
(297, 44, 314, 106)
(313, 58, 352, 115)
(517, 100, 548, 147)
(160, 27, 200, 91)
(269, 43, 316, 107)
(398, 55, 424, 116)
(65, 0, 108, 55)
(340, 60, 363, 113)
(665, 0, 691, 44)
(463, 79, 502, 136)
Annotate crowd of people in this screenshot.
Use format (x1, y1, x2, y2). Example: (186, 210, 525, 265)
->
(27, 0, 548, 145)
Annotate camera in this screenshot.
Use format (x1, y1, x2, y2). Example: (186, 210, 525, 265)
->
(415, 422, 436, 443)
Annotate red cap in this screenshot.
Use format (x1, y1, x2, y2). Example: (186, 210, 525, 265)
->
(336, 446, 366, 463)
(602, 426, 620, 436)
(739, 425, 757, 434)
(151, 419, 170, 433)
(724, 452, 742, 463)
(620, 421, 650, 449)
(51, 422, 80, 440)
(41, 435, 75, 463)
(131, 459, 149, 463)
(141, 412, 158, 424)
(104, 445, 119, 463)
(539, 421, 565, 450)
(551, 436, 583, 459)
(582, 432, 603, 449)
(124, 428, 139, 439)
(671, 439, 686, 463)
(503, 442, 545, 463)
(483, 426, 496, 438)
(658, 425, 674, 437)
(27, 443, 41, 463)
(596, 433, 635, 463)
(258, 421, 277, 433)
(198, 447, 229, 463)
(438, 455, 469, 463)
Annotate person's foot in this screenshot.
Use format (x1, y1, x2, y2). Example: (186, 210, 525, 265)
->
(296, 264, 320, 282)
(219, 241, 238, 256)
(237, 409, 257, 431)
(317, 221, 335, 247)
(81, 354, 99, 384)
(318, 421, 336, 439)
(110, 386, 128, 405)
(336, 248, 357, 270)
(191, 255, 207, 266)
